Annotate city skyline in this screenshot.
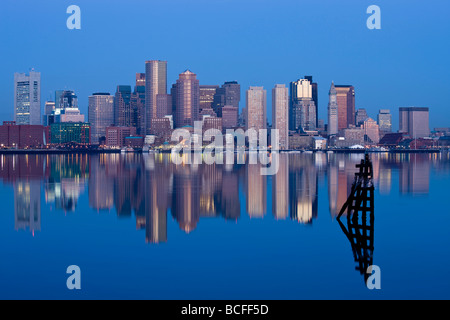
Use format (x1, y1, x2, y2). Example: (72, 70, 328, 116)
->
(1, 1, 449, 129)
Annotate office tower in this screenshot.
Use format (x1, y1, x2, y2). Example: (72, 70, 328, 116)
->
(199, 85, 219, 113)
(378, 109, 392, 133)
(173, 70, 200, 128)
(328, 82, 338, 136)
(58, 90, 78, 109)
(363, 118, 380, 144)
(55, 90, 64, 109)
(88, 93, 114, 143)
(399, 107, 430, 138)
(335, 85, 355, 130)
(131, 74, 146, 135)
(212, 81, 240, 117)
(136, 73, 145, 87)
(156, 94, 172, 119)
(14, 71, 41, 125)
(43, 101, 55, 126)
(355, 108, 369, 126)
(245, 86, 267, 131)
(304, 76, 318, 127)
(222, 105, 239, 130)
(114, 85, 133, 127)
(289, 78, 316, 132)
(145, 60, 167, 133)
(272, 84, 289, 150)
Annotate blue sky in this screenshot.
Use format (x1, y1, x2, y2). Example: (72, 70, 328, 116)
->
(0, 0, 449, 129)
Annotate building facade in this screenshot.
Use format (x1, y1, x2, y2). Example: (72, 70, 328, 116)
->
(88, 93, 115, 144)
(14, 71, 41, 125)
(335, 85, 355, 130)
(399, 107, 430, 138)
(145, 60, 167, 134)
(272, 84, 289, 150)
(173, 70, 200, 128)
(327, 82, 338, 136)
(246, 87, 267, 132)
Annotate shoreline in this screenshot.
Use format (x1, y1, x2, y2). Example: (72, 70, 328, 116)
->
(0, 148, 444, 155)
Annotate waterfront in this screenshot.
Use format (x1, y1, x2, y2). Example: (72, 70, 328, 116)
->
(1, 152, 450, 299)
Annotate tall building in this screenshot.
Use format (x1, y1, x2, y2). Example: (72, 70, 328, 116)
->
(355, 108, 369, 126)
(58, 90, 78, 109)
(156, 94, 172, 119)
(304, 76, 318, 127)
(14, 71, 41, 125)
(378, 109, 392, 133)
(272, 84, 289, 150)
(88, 93, 115, 143)
(212, 81, 240, 117)
(335, 85, 355, 130)
(289, 78, 316, 132)
(145, 60, 167, 133)
(55, 90, 64, 110)
(131, 74, 146, 135)
(43, 101, 55, 126)
(246, 86, 267, 132)
(114, 85, 134, 127)
(199, 85, 219, 113)
(173, 70, 200, 128)
(327, 82, 338, 136)
(399, 107, 430, 138)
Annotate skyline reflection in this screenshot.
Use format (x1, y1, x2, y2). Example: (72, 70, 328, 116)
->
(0, 152, 448, 241)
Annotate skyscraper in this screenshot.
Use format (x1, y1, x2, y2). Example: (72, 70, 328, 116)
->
(199, 85, 219, 113)
(355, 108, 369, 126)
(114, 85, 133, 127)
(145, 60, 167, 133)
(327, 82, 338, 136)
(378, 109, 392, 133)
(246, 86, 267, 132)
(131, 73, 146, 135)
(14, 71, 41, 125)
(212, 81, 240, 117)
(173, 70, 200, 128)
(335, 85, 355, 130)
(88, 93, 115, 143)
(399, 107, 430, 138)
(58, 90, 78, 109)
(304, 76, 318, 127)
(289, 78, 316, 132)
(272, 84, 289, 150)
(43, 101, 55, 126)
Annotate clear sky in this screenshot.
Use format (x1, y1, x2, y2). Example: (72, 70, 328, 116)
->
(1, 0, 449, 129)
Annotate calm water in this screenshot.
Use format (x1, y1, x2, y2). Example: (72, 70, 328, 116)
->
(0, 152, 449, 299)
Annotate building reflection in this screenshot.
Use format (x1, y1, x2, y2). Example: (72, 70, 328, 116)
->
(14, 180, 41, 234)
(0, 151, 442, 242)
(289, 154, 318, 224)
(272, 154, 289, 220)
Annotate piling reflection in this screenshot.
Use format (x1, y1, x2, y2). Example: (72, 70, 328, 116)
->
(0, 152, 448, 242)
(337, 154, 375, 284)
